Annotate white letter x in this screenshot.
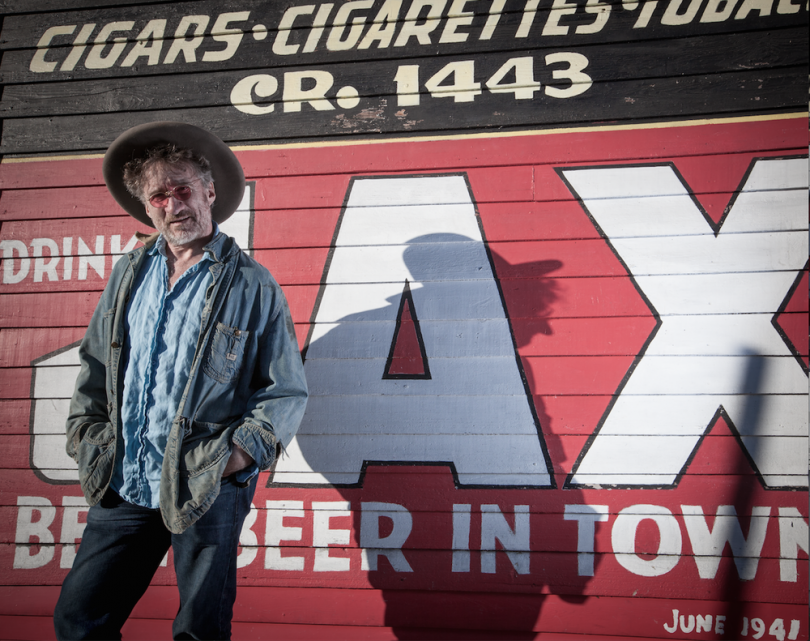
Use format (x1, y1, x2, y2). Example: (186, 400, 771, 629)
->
(561, 158, 808, 489)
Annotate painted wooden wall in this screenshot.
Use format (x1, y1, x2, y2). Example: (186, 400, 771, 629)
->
(0, 1, 807, 639)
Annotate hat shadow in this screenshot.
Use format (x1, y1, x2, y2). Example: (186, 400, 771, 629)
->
(287, 232, 596, 638)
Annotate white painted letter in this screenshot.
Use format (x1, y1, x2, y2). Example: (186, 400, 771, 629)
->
(612, 505, 681, 576)
(682, 505, 770, 580)
(481, 504, 530, 574)
(121, 20, 166, 67)
(735, 0, 773, 17)
(30, 25, 76, 72)
(394, 0, 447, 46)
(59, 496, 89, 569)
(542, 0, 577, 35)
(283, 70, 335, 112)
(84, 22, 135, 69)
(778, 507, 809, 582)
(164, 16, 210, 64)
(360, 502, 413, 572)
(562, 159, 809, 489)
(13, 497, 56, 569)
(231, 74, 279, 115)
(110, 234, 138, 267)
(564, 504, 609, 576)
(327, 1, 374, 51)
(661, 0, 704, 24)
(203, 12, 251, 62)
(31, 238, 60, 282)
(440, 0, 477, 43)
(312, 501, 352, 571)
(701, 0, 740, 21)
(1, 240, 30, 284)
(452, 504, 471, 572)
(273, 176, 553, 487)
(265, 500, 305, 570)
(237, 504, 258, 568)
(62, 237, 73, 280)
(273, 5, 316, 55)
(77, 236, 105, 280)
(664, 609, 679, 633)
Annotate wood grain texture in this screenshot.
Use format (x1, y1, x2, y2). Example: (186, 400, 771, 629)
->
(2, 28, 805, 116)
(0, 2, 806, 637)
(2, 66, 806, 154)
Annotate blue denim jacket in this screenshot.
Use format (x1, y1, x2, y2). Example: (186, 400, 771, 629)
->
(66, 233, 308, 533)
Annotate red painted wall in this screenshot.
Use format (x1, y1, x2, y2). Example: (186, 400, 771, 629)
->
(1, 116, 807, 639)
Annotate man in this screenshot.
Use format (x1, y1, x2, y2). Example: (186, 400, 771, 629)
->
(53, 122, 308, 640)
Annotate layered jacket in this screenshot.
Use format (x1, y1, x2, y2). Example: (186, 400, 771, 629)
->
(66, 233, 308, 533)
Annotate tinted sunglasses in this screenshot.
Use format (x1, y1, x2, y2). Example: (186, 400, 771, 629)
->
(148, 184, 194, 208)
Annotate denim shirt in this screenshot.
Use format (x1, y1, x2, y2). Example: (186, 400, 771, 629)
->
(66, 231, 308, 533)
(113, 231, 241, 508)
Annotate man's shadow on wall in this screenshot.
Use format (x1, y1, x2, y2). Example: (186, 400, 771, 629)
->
(283, 233, 597, 639)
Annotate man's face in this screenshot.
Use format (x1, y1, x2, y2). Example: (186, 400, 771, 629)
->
(142, 161, 215, 247)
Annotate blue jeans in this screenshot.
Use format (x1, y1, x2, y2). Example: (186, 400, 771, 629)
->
(53, 475, 257, 640)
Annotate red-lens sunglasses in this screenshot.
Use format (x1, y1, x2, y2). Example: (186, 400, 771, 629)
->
(148, 184, 194, 208)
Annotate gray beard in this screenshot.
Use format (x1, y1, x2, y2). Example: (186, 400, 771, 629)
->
(159, 218, 208, 246)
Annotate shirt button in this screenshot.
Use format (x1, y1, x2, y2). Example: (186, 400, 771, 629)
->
(111, 342, 120, 349)
(235, 330, 241, 336)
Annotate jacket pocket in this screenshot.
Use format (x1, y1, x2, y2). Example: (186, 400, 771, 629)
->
(203, 323, 249, 384)
(180, 420, 232, 478)
(76, 422, 116, 503)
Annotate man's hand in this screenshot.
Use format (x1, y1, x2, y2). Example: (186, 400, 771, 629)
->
(222, 444, 255, 477)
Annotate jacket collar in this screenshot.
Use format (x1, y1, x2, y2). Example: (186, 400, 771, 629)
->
(129, 224, 239, 270)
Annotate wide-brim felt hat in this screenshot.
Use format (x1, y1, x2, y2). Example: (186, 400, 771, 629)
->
(103, 121, 245, 227)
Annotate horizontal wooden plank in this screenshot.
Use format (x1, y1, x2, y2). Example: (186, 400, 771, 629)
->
(0, 461, 803, 499)
(0, 118, 802, 190)
(1, 277, 804, 328)
(0, 248, 806, 298)
(0, 394, 612, 436)
(0, 186, 131, 221)
(0, 0, 791, 49)
(522, 355, 807, 395)
(0, 0, 170, 13)
(0, 585, 805, 641)
(10, 350, 807, 400)
(0, 155, 805, 224)
(0, 175, 354, 221)
(0, 328, 85, 367)
(0, 291, 101, 328)
(0, 180, 768, 226)
(2, 27, 805, 118)
(19, 419, 808, 490)
(0, 400, 30, 434)
(0, 229, 806, 296)
(0, 613, 744, 641)
(2, 65, 806, 155)
(2, 499, 803, 545)
(514, 314, 806, 357)
(0, 284, 316, 328)
(5, 430, 805, 467)
(3, 493, 806, 520)
(0, 543, 804, 605)
(271, 253, 807, 287)
(0, 209, 340, 251)
(1, 0, 803, 74)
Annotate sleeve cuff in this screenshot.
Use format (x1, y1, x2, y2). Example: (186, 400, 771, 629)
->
(232, 422, 277, 470)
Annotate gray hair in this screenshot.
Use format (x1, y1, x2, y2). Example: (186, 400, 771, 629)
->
(122, 143, 213, 204)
